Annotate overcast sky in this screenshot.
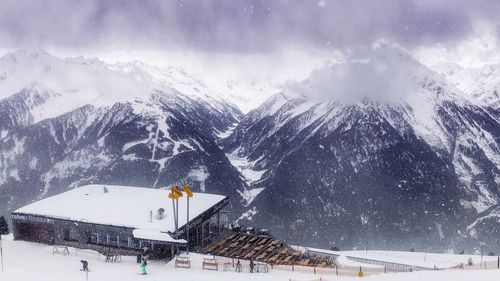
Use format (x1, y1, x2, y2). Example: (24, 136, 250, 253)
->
(1, 0, 499, 111)
(1, 0, 499, 54)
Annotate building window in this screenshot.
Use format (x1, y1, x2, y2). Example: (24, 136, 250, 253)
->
(108, 235, 117, 245)
(63, 229, 70, 241)
(69, 227, 80, 241)
(127, 237, 132, 248)
(90, 233, 100, 243)
(106, 234, 110, 244)
(117, 235, 120, 247)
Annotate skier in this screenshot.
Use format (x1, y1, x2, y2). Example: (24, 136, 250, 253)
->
(140, 257, 148, 275)
(80, 260, 89, 271)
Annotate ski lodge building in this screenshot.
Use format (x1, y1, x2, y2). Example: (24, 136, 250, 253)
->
(11, 185, 229, 259)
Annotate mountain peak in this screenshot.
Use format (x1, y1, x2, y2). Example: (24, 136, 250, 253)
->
(284, 46, 460, 105)
(1, 48, 54, 61)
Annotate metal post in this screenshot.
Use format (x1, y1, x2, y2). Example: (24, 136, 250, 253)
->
(217, 210, 221, 237)
(172, 198, 176, 231)
(175, 198, 179, 254)
(196, 226, 199, 249)
(186, 196, 190, 254)
(480, 245, 484, 267)
(201, 222, 205, 248)
(0, 236, 4, 272)
(176, 199, 179, 232)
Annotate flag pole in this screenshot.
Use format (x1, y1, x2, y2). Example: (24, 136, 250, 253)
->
(186, 195, 190, 254)
(0, 235, 4, 272)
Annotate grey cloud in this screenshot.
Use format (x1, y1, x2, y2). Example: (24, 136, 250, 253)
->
(0, 0, 499, 52)
(286, 46, 424, 103)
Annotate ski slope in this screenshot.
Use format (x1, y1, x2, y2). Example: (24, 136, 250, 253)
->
(1, 235, 500, 281)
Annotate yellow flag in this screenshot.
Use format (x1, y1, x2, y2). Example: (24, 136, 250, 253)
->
(182, 184, 193, 198)
(171, 186, 183, 197)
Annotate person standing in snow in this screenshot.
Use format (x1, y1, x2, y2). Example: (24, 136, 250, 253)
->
(140, 258, 148, 275)
(249, 258, 254, 273)
(236, 259, 242, 272)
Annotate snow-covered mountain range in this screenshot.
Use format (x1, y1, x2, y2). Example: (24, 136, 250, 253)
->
(0, 49, 246, 214)
(0, 47, 498, 252)
(224, 48, 499, 251)
(432, 62, 500, 110)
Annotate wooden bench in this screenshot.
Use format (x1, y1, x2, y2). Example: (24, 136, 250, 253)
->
(175, 256, 191, 268)
(316, 261, 327, 268)
(269, 254, 280, 263)
(255, 262, 269, 273)
(266, 246, 275, 252)
(256, 252, 267, 260)
(244, 250, 256, 259)
(52, 245, 70, 256)
(259, 238, 269, 245)
(202, 258, 219, 271)
(270, 240, 280, 246)
(218, 247, 230, 255)
(283, 255, 293, 263)
(300, 259, 310, 266)
(105, 253, 121, 263)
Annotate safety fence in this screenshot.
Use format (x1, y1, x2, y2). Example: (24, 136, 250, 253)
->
(305, 249, 432, 273)
(272, 263, 384, 277)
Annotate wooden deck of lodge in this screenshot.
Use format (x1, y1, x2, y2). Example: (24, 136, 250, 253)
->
(202, 232, 330, 267)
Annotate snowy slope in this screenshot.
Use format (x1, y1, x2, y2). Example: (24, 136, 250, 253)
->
(0, 49, 245, 217)
(0, 48, 241, 128)
(223, 46, 500, 251)
(432, 62, 500, 110)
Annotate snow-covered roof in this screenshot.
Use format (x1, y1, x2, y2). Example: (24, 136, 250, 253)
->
(14, 185, 227, 236)
(132, 229, 187, 244)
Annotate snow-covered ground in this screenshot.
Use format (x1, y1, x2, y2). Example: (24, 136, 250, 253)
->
(304, 246, 499, 269)
(1, 235, 500, 281)
(336, 250, 499, 269)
